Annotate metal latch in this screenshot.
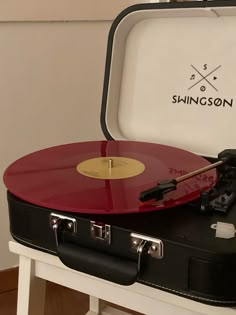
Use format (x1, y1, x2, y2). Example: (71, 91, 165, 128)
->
(90, 221, 111, 244)
(50, 213, 77, 246)
(131, 233, 163, 260)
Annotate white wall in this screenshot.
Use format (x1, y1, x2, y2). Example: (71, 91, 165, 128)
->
(0, 0, 151, 270)
(0, 20, 110, 270)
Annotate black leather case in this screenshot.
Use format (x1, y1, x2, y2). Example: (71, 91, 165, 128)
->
(5, 0, 236, 307)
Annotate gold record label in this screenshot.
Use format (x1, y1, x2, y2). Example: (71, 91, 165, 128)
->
(77, 156, 145, 179)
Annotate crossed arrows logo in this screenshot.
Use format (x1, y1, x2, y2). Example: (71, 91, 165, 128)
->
(188, 64, 221, 92)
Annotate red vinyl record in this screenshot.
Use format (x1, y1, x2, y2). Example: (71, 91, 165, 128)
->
(3, 140, 217, 214)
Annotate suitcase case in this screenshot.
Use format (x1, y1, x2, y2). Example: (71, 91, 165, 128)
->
(3, 0, 236, 307)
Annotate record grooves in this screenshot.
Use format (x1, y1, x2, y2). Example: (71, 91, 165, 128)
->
(3, 140, 217, 214)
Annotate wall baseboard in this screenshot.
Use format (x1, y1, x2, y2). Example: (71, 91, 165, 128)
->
(0, 267, 19, 293)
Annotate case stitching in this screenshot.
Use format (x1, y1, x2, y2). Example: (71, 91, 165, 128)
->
(13, 235, 56, 254)
(140, 279, 236, 304)
(12, 236, 236, 304)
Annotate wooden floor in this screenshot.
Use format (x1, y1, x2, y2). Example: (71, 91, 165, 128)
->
(0, 281, 141, 315)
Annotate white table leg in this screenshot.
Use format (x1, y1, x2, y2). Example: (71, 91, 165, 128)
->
(100, 305, 133, 315)
(17, 255, 46, 315)
(86, 296, 101, 315)
(86, 295, 132, 315)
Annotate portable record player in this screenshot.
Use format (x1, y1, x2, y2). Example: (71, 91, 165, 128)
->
(3, 0, 236, 307)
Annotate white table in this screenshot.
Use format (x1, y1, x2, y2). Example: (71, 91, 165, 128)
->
(9, 241, 236, 315)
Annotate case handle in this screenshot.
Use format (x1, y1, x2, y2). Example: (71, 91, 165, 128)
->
(57, 242, 138, 285)
(52, 216, 139, 285)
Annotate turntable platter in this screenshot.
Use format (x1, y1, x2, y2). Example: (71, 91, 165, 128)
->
(3, 140, 217, 214)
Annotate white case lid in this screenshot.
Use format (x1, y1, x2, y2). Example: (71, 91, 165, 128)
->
(101, 1, 236, 158)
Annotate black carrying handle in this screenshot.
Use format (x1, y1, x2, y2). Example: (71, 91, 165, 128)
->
(57, 242, 138, 285)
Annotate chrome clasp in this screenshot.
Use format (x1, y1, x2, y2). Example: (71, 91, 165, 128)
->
(50, 213, 77, 246)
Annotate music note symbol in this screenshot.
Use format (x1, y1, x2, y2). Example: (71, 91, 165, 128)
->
(190, 74, 195, 80)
